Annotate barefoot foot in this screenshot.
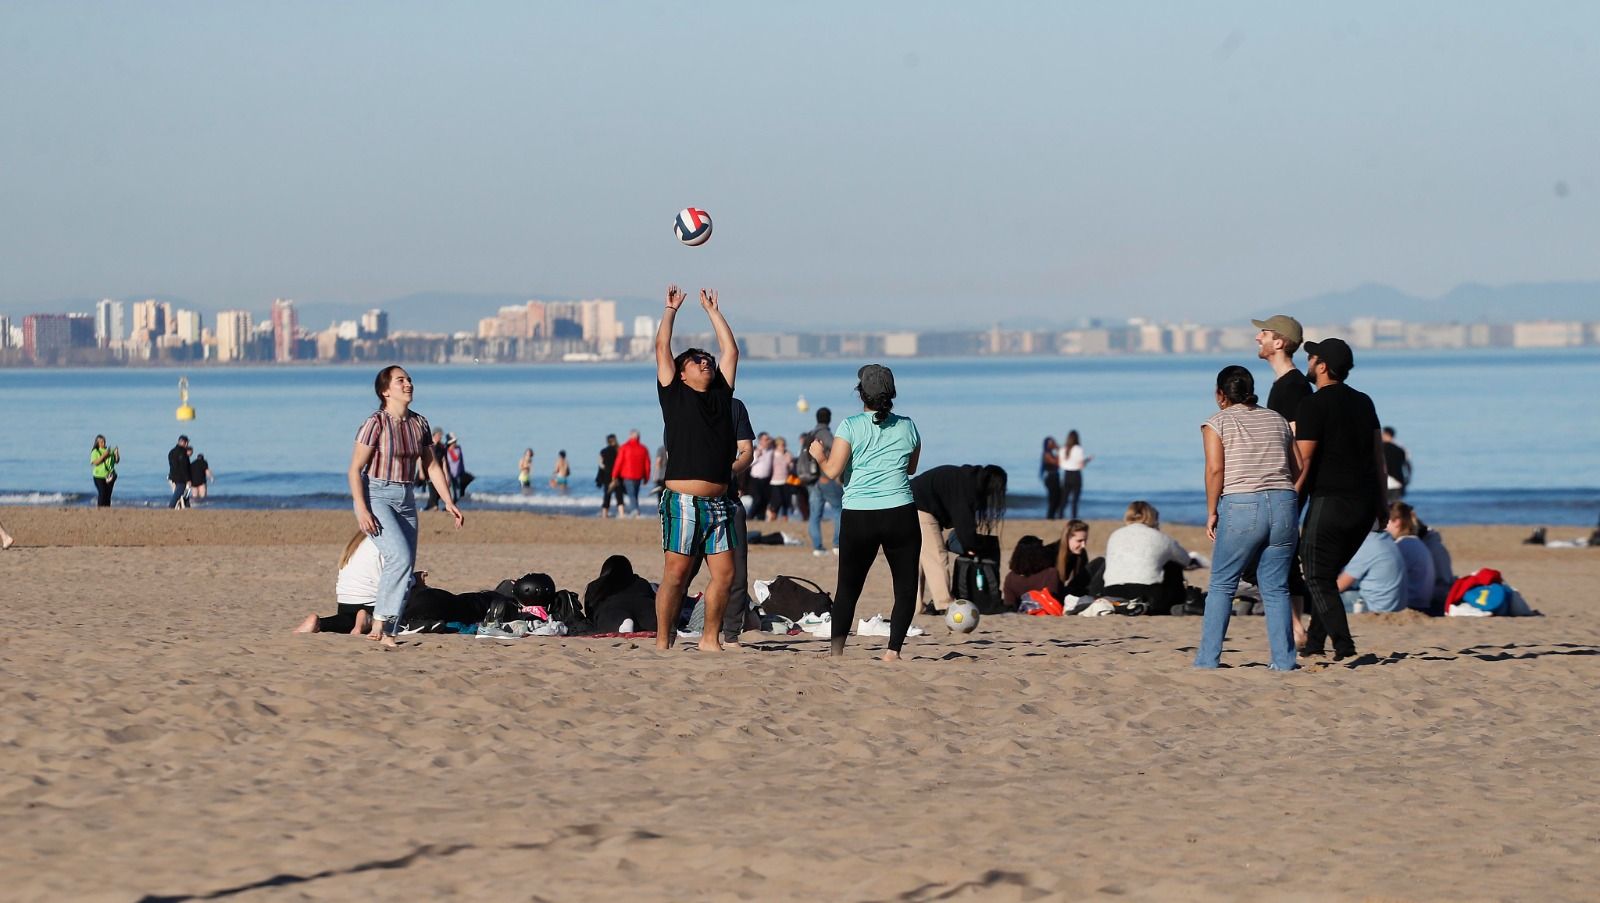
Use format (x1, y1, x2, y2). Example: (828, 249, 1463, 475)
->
(880, 650, 901, 662)
(294, 613, 321, 634)
(352, 609, 372, 635)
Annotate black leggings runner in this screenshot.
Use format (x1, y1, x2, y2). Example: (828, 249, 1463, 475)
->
(831, 503, 921, 652)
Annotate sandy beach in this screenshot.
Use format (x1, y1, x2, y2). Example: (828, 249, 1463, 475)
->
(2, 506, 1599, 902)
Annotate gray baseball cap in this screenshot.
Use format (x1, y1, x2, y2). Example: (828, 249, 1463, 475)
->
(857, 363, 895, 397)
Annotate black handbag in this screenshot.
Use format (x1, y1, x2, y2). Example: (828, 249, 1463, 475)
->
(760, 575, 833, 621)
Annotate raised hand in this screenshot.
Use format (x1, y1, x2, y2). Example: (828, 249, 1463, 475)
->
(699, 288, 718, 311)
(666, 284, 686, 311)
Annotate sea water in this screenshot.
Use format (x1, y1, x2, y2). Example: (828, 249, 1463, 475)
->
(2, 349, 1597, 526)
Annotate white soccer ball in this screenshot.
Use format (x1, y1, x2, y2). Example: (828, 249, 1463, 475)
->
(674, 207, 712, 246)
(945, 599, 980, 634)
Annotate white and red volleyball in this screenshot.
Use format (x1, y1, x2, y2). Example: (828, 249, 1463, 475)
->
(674, 207, 713, 246)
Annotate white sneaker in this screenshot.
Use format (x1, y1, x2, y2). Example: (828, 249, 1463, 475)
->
(618, 618, 634, 633)
(830, 547, 839, 556)
(855, 615, 925, 637)
(812, 549, 828, 557)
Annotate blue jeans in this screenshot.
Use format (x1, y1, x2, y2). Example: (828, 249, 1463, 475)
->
(808, 479, 843, 550)
(365, 478, 419, 634)
(168, 481, 189, 509)
(621, 478, 642, 514)
(1195, 489, 1298, 671)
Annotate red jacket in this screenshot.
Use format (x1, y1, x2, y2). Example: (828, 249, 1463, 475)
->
(612, 438, 652, 482)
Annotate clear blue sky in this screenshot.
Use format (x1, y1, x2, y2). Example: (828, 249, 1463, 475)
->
(2, 1, 1596, 326)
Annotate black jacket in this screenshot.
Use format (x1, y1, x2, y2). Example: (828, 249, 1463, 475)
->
(911, 464, 982, 553)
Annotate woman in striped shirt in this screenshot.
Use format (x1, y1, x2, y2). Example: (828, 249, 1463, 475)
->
(348, 366, 462, 645)
(1194, 365, 1301, 671)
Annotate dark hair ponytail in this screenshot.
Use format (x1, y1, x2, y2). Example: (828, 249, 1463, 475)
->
(859, 385, 895, 424)
(1215, 365, 1258, 407)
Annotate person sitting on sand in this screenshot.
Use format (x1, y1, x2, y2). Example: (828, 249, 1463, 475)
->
(1002, 535, 1059, 608)
(1052, 519, 1104, 598)
(296, 532, 382, 635)
(1416, 518, 1454, 614)
(583, 555, 660, 633)
(1337, 530, 1405, 613)
(1386, 502, 1436, 612)
(1100, 501, 1190, 614)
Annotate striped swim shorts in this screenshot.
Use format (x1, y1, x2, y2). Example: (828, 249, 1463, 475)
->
(659, 488, 740, 556)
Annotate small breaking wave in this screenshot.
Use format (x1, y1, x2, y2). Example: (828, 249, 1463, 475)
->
(0, 491, 81, 506)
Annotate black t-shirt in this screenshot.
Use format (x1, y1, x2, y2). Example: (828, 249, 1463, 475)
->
(595, 445, 618, 486)
(1267, 368, 1313, 423)
(190, 456, 209, 486)
(1383, 442, 1409, 487)
(168, 445, 190, 483)
(1294, 382, 1381, 499)
(658, 372, 736, 485)
(727, 397, 754, 486)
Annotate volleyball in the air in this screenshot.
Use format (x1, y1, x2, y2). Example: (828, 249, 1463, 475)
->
(674, 207, 712, 246)
(945, 600, 980, 634)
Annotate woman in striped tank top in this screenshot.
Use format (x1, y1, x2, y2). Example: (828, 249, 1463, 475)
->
(348, 366, 463, 645)
(1194, 365, 1301, 671)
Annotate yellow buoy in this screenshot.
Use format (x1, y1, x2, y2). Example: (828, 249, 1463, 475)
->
(176, 375, 196, 421)
(796, 395, 809, 413)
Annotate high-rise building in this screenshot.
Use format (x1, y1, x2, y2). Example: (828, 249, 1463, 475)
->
(174, 309, 203, 344)
(23, 314, 73, 361)
(580, 299, 623, 356)
(633, 315, 655, 338)
(271, 298, 298, 362)
(132, 299, 167, 336)
(360, 309, 389, 340)
(95, 299, 125, 347)
(214, 310, 253, 362)
(68, 314, 96, 349)
(0, 315, 11, 349)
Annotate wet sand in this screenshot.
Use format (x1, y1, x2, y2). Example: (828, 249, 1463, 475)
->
(2, 507, 1598, 902)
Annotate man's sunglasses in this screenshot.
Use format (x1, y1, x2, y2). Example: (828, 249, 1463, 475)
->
(685, 353, 715, 366)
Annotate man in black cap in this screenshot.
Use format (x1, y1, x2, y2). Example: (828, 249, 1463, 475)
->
(1293, 337, 1388, 661)
(167, 435, 193, 509)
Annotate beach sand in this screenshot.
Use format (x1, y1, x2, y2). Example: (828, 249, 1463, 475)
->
(2, 507, 1598, 902)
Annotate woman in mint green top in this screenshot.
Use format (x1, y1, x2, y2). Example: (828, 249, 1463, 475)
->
(807, 364, 922, 660)
(90, 434, 119, 508)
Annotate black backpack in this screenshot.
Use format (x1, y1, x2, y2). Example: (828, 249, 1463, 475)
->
(760, 575, 832, 621)
(794, 430, 820, 484)
(952, 556, 1006, 614)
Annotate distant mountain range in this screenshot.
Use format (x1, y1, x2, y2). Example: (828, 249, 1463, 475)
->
(1257, 281, 1600, 326)
(11, 280, 1598, 333)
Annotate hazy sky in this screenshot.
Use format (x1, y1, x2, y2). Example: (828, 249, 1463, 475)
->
(2, 2, 1596, 326)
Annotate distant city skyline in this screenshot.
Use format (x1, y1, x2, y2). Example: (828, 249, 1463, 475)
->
(2, 3, 1596, 328)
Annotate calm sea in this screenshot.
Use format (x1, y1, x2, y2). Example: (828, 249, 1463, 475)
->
(3, 350, 1597, 527)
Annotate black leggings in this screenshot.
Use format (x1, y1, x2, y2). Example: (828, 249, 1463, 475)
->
(94, 477, 114, 507)
(1042, 471, 1062, 520)
(832, 503, 921, 652)
(317, 603, 373, 633)
(1061, 471, 1083, 519)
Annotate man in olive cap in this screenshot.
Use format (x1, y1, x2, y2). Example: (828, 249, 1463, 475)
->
(1252, 314, 1313, 647)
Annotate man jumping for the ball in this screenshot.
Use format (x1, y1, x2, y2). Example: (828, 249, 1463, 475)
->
(654, 284, 740, 652)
